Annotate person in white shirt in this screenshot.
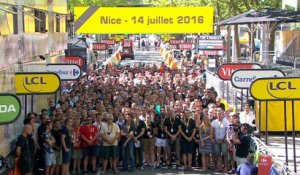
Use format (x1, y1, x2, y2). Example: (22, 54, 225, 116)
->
(101, 114, 120, 174)
(240, 104, 256, 129)
(93, 113, 105, 166)
(211, 107, 230, 172)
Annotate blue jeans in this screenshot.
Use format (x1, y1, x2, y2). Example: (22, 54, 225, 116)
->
(122, 140, 136, 169)
(135, 139, 144, 167)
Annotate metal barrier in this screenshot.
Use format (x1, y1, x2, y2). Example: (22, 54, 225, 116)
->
(253, 137, 296, 175)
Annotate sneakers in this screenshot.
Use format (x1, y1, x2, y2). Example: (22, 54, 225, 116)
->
(228, 169, 236, 174)
(140, 166, 145, 170)
(113, 169, 119, 174)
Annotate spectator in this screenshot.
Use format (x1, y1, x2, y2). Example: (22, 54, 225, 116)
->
(211, 108, 230, 172)
(240, 104, 256, 129)
(61, 117, 73, 175)
(80, 116, 99, 174)
(227, 113, 241, 174)
(16, 125, 33, 175)
(233, 123, 252, 167)
(120, 113, 136, 172)
(180, 109, 196, 170)
(155, 117, 167, 168)
(164, 109, 182, 168)
(143, 114, 155, 168)
(72, 118, 82, 174)
(133, 109, 146, 169)
(51, 119, 62, 175)
(235, 154, 258, 175)
(198, 116, 213, 170)
(101, 114, 120, 174)
(41, 120, 55, 175)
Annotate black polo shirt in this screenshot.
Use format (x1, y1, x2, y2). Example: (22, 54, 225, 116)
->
(143, 121, 155, 139)
(156, 123, 166, 139)
(134, 120, 146, 137)
(181, 118, 196, 137)
(164, 117, 181, 137)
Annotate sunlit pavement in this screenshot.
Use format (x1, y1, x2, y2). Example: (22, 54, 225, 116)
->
(86, 168, 223, 175)
(261, 135, 300, 173)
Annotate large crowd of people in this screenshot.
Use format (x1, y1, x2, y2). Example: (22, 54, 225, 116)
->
(16, 54, 258, 175)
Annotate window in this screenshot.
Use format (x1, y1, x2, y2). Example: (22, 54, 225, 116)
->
(56, 14, 60, 32)
(34, 10, 46, 32)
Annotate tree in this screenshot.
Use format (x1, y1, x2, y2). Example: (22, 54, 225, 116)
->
(68, 0, 144, 11)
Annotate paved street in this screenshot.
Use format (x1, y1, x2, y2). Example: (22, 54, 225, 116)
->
(262, 135, 300, 173)
(85, 168, 224, 175)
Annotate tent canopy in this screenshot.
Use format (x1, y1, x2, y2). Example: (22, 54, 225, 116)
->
(215, 8, 300, 25)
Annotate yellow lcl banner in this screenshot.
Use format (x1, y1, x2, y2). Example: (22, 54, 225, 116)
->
(250, 77, 300, 101)
(15, 73, 61, 95)
(74, 7, 214, 34)
(256, 101, 300, 131)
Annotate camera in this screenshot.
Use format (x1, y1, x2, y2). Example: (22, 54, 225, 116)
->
(229, 123, 241, 132)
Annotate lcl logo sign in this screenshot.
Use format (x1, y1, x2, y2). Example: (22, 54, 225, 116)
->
(250, 78, 300, 101)
(15, 73, 61, 95)
(24, 77, 47, 85)
(268, 82, 296, 90)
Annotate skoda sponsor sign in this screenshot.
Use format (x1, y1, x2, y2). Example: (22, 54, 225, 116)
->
(46, 64, 81, 81)
(250, 77, 300, 101)
(15, 72, 61, 95)
(231, 69, 285, 89)
(217, 63, 262, 80)
(0, 94, 21, 124)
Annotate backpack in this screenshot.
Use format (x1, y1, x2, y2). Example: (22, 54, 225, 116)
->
(248, 134, 258, 154)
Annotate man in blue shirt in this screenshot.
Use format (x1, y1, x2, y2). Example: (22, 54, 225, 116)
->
(235, 154, 258, 175)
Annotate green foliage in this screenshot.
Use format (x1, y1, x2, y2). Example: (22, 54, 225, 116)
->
(143, 0, 282, 21)
(68, 0, 144, 11)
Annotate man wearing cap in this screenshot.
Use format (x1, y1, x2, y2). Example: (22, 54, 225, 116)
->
(233, 123, 252, 167)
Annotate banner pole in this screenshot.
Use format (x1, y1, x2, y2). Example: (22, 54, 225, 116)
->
(292, 100, 297, 173)
(284, 100, 288, 166)
(265, 101, 268, 145)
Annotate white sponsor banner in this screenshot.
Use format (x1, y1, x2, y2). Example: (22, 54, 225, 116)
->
(231, 69, 285, 89)
(46, 64, 81, 80)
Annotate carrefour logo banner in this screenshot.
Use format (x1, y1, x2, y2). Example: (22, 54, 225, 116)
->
(46, 64, 81, 81)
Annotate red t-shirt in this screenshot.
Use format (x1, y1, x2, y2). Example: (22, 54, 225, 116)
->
(79, 124, 98, 147)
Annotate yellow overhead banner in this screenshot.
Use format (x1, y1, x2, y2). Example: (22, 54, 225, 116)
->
(250, 77, 300, 101)
(15, 73, 61, 95)
(74, 7, 214, 34)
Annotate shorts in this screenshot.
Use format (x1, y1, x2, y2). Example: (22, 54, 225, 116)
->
(155, 138, 167, 147)
(44, 151, 55, 166)
(143, 138, 155, 152)
(213, 142, 228, 156)
(102, 146, 119, 160)
(54, 150, 62, 165)
(62, 149, 72, 164)
(19, 157, 32, 173)
(98, 145, 103, 158)
(180, 139, 193, 154)
(82, 145, 99, 158)
(72, 149, 83, 159)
